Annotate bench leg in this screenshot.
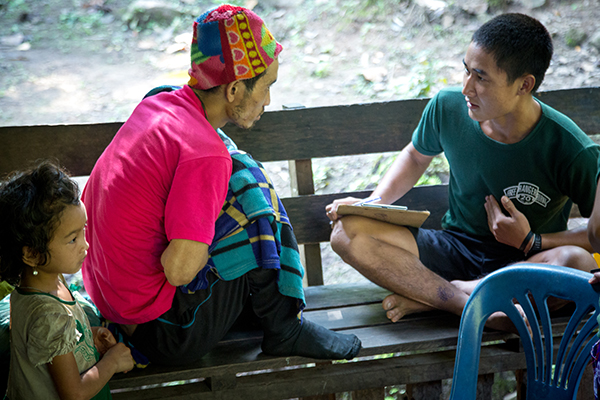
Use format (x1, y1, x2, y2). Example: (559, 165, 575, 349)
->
(476, 373, 494, 399)
(577, 361, 595, 400)
(352, 387, 385, 399)
(515, 369, 526, 400)
(406, 380, 442, 400)
(300, 394, 335, 400)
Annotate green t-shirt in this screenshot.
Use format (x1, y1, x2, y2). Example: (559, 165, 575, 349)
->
(412, 87, 599, 237)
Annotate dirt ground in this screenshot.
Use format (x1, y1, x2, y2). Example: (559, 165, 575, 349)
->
(1, 0, 599, 125)
(1, 0, 599, 285)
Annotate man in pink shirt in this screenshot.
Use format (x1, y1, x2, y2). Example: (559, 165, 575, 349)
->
(82, 5, 360, 366)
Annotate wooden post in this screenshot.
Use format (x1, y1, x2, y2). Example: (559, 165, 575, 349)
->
(476, 373, 494, 400)
(577, 362, 594, 400)
(289, 158, 324, 286)
(301, 395, 336, 400)
(515, 369, 527, 400)
(353, 387, 386, 399)
(406, 381, 442, 400)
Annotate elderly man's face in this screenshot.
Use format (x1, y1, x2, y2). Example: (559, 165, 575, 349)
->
(231, 59, 279, 130)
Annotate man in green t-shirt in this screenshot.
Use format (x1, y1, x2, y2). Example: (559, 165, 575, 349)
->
(327, 13, 599, 331)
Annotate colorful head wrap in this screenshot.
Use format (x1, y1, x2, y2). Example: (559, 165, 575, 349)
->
(188, 5, 283, 90)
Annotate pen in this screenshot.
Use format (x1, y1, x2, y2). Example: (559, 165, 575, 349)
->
(353, 196, 382, 206)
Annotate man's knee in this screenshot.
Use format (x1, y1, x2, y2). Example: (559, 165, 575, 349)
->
(534, 245, 595, 271)
(330, 216, 364, 259)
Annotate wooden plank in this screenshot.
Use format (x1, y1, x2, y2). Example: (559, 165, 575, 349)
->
(227, 98, 429, 161)
(304, 281, 391, 310)
(109, 312, 589, 397)
(0, 122, 121, 177)
(3, 88, 596, 177)
(113, 302, 559, 391)
(535, 87, 600, 135)
(304, 303, 391, 330)
(111, 344, 527, 400)
(283, 185, 448, 244)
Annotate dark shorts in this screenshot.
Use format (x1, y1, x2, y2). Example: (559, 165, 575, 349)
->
(407, 227, 531, 281)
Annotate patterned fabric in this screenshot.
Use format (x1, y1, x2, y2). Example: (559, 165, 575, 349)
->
(182, 149, 306, 309)
(593, 340, 600, 399)
(188, 4, 282, 90)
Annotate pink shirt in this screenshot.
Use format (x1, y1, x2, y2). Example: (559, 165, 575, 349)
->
(82, 86, 232, 324)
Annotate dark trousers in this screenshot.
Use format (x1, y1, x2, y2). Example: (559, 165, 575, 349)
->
(128, 267, 300, 366)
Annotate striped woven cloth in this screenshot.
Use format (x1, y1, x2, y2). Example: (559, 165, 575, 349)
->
(181, 149, 306, 309)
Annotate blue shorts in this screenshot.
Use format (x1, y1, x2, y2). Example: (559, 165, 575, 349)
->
(408, 228, 532, 281)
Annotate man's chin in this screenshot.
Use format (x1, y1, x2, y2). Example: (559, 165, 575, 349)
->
(232, 120, 257, 130)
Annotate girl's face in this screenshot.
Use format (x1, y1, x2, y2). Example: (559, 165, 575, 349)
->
(42, 203, 89, 275)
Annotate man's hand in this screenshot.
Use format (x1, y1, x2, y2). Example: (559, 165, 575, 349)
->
(325, 197, 362, 221)
(589, 271, 600, 285)
(485, 195, 531, 249)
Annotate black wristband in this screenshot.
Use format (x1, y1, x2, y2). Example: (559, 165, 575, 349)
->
(529, 233, 542, 254)
(519, 230, 534, 252)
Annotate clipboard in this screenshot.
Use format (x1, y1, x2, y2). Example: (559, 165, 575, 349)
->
(337, 204, 430, 228)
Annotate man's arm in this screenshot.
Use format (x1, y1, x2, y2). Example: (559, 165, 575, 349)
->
(588, 178, 600, 253)
(161, 239, 209, 287)
(326, 143, 434, 219)
(371, 142, 435, 204)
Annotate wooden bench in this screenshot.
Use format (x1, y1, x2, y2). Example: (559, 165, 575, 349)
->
(1, 86, 599, 399)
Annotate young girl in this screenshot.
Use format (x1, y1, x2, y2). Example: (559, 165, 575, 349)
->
(0, 161, 134, 399)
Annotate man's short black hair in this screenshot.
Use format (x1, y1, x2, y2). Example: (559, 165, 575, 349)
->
(472, 13, 553, 92)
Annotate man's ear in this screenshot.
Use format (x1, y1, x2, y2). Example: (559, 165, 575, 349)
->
(225, 80, 244, 103)
(22, 246, 40, 267)
(518, 74, 536, 95)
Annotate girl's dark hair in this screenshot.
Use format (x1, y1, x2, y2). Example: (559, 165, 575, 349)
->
(472, 13, 553, 93)
(0, 160, 80, 285)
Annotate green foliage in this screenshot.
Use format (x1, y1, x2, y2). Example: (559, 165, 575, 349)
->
(1, 0, 30, 16)
(319, 152, 448, 194)
(337, 0, 406, 20)
(417, 154, 449, 186)
(487, 0, 510, 9)
(565, 28, 587, 48)
(212, 0, 245, 5)
(385, 385, 406, 399)
(404, 54, 445, 98)
(313, 61, 332, 78)
(314, 164, 332, 192)
(59, 9, 104, 37)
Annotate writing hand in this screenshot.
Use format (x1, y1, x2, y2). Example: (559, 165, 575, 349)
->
(484, 195, 531, 249)
(325, 197, 362, 221)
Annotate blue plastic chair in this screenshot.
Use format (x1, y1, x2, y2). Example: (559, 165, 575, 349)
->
(449, 264, 600, 400)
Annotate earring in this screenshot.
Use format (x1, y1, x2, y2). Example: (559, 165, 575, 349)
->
(32, 268, 38, 276)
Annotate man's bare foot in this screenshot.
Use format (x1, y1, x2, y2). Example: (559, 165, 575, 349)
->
(450, 279, 482, 295)
(382, 294, 435, 322)
(483, 304, 529, 335)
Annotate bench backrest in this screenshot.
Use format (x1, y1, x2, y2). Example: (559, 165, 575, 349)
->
(1, 87, 599, 285)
